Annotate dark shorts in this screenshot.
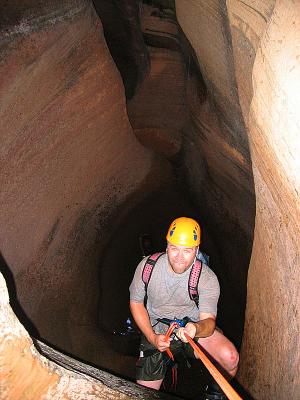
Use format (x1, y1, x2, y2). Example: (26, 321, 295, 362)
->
(136, 336, 196, 381)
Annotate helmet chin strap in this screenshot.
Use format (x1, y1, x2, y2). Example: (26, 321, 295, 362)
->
(192, 246, 199, 266)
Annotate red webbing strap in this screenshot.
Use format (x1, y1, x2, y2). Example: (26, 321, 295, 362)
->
(188, 260, 202, 307)
(171, 365, 178, 390)
(142, 252, 164, 288)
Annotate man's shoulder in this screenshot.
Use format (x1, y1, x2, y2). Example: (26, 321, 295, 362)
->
(141, 252, 166, 264)
(199, 263, 219, 284)
(138, 252, 166, 273)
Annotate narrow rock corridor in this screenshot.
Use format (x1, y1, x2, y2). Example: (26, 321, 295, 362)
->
(0, 1, 299, 400)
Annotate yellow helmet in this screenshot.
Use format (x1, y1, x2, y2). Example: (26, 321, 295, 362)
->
(166, 217, 201, 247)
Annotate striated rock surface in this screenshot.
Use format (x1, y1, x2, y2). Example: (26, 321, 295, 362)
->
(175, 0, 255, 346)
(229, 2, 300, 399)
(176, 1, 300, 399)
(0, 270, 179, 400)
(127, 3, 186, 159)
(0, 271, 129, 400)
(226, 1, 276, 119)
(0, 0, 171, 379)
(92, 0, 150, 99)
(1, 0, 299, 399)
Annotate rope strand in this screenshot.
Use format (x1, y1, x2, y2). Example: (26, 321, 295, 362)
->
(184, 333, 243, 400)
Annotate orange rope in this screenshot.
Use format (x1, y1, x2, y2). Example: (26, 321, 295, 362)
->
(166, 347, 174, 361)
(184, 333, 243, 400)
(164, 322, 177, 361)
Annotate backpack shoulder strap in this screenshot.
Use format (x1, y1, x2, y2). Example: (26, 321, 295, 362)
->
(142, 252, 165, 290)
(188, 260, 202, 308)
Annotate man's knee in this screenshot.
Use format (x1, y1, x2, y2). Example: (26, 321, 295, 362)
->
(219, 344, 239, 373)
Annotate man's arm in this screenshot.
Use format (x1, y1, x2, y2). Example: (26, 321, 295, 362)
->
(129, 300, 170, 351)
(177, 312, 216, 342)
(192, 312, 216, 337)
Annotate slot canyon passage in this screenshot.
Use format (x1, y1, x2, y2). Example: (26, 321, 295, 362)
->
(0, 1, 299, 399)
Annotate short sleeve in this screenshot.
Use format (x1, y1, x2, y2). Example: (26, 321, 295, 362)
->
(129, 258, 147, 303)
(197, 265, 220, 316)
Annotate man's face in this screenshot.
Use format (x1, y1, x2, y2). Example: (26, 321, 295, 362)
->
(167, 243, 198, 274)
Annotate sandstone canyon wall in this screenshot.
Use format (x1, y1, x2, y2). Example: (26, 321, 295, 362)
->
(92, 0, 150, 99)
(176, 0, 256, 347)
(0, 267, 176, 399)
(0, 0, 299, 399)
(231, 2, 300, 399)
(176, 1, 299, 399)
(0, 0, 170, 379)
(127, 3, 186, 159)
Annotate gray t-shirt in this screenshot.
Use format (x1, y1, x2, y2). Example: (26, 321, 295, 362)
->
(129, 253, 220, 334)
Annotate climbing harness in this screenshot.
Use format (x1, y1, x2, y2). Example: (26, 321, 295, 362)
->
(142, 252, 204, 307)
(157, 317, 192, 328)
(160, 319, 189, 390)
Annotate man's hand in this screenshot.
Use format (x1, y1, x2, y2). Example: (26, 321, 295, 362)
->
(177, 317, 216, 341)
(150, 334, 171, 352)
(176, 322, 196, 343)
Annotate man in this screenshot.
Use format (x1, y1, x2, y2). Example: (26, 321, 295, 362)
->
(129, 217, 239, 400)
